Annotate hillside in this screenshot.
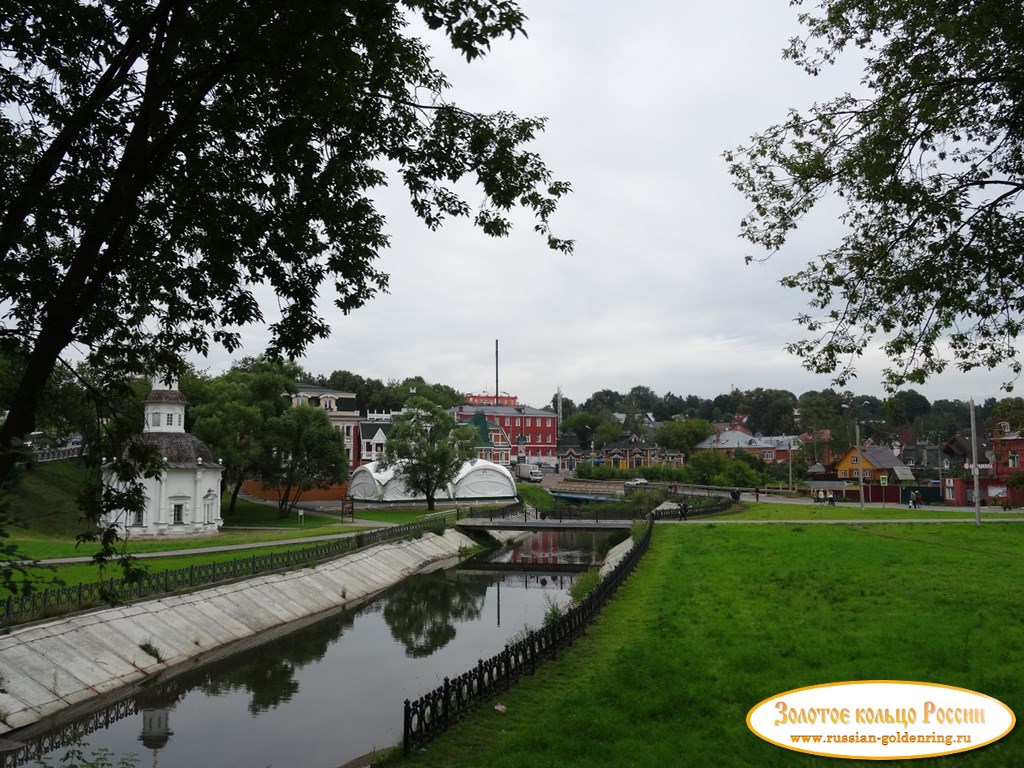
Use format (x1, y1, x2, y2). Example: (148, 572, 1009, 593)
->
(2, 459, 91, 536)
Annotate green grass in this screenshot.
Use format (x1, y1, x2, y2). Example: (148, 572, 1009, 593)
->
(381, 522, 1024, 768)
(722, 502, 1018, 521)
(515, 483, 557, 511)
(4, 544, 317, 596)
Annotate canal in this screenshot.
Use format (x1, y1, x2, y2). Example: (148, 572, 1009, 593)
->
(9, 529, 624, 768)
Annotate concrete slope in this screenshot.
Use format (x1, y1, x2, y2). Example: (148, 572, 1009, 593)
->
(0, 528, 481, 735)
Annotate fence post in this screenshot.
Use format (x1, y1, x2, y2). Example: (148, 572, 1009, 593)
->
(443, 677, 451, 727)
(403, 699, 411, 755)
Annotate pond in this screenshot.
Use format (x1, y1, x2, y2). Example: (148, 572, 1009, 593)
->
(9, 529, 623, 768)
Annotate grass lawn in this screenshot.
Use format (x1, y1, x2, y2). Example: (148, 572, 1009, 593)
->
(382, 520, 1023, 768)
(722, 502, 1019, 521)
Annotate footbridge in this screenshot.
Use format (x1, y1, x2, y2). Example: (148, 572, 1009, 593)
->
(455, 516, 633, 533)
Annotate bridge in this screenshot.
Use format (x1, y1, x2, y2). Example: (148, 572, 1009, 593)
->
(455, 517, 632, 533)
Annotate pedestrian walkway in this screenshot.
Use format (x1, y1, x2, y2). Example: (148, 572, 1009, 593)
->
(17, 517, 390, 567)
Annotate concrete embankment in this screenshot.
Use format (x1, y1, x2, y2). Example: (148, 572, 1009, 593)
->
(600, 535, 636, 579)
(0, 528, 487, 735)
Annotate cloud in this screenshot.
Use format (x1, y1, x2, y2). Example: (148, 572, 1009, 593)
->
(192, 0, 1016, 408)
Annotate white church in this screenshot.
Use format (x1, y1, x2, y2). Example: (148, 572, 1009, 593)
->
(102, 377, 223, 536)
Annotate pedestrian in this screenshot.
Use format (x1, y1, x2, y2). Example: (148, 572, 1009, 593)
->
(817, 489, 825, 505)
(754, 487, 760, 501)
(678, 502, 688, 521)
(915, 491, 923, 508)
(827, 490, 835, 506)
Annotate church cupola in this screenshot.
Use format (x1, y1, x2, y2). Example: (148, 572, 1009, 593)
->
(143, 376, 188, 434)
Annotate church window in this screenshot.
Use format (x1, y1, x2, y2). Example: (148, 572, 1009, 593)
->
(173, 503, 184, 524)
(166, 413, 173, 426)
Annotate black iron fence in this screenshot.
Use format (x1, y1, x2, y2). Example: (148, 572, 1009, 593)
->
(402, 514, 655, 755)
(650, 495, 734, 520)
(1, 519, 443, 627)
(465, 495, 731, 524)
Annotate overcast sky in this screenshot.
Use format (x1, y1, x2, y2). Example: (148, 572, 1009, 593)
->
(196, 0, 1015, 408)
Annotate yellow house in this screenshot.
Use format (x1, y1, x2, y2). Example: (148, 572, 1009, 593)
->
(833, 444, 916, 486)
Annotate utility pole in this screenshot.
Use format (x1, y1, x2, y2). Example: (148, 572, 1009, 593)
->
(970, 398, 981, 526)
(855, 419, 865, 514)
(842, 402, 867, 514)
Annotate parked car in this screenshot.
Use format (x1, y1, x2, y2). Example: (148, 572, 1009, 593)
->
(538, 461, 556, 471)
(624, 478, 649, 489)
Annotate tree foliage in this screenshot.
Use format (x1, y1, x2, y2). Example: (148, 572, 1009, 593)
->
(0, 0, 572, 479)
(260, 405, 347, 518)
(379, 396, 476, 510)
(185, 360, 296, 516)
(725, 0, 1024, 391)
(654, 418, 716, 454)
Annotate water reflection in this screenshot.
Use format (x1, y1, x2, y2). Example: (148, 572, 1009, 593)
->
(198, 610, 355, 714)
(8, 530, 619, 768)
(382, 571, 487, 657)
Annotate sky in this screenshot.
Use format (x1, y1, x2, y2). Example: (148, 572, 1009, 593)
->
(194, 0, 1016, 409)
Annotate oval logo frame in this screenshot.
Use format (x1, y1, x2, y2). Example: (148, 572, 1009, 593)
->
(747, 680, 1015, 760)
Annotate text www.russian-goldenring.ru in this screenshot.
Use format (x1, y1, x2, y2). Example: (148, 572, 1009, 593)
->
(790, 732, 972, 747)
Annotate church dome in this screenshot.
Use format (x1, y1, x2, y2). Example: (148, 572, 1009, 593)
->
(132, 432, 219, 469)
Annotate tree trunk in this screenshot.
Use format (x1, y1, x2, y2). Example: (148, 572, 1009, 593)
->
(227, 479, 244, 516)
(0, 324, 74, 483)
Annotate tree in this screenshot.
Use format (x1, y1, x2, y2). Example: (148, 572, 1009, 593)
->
(379, 396, 476, 510)
(260, 406, 347, 518)
(736, 388, 797, 436)
(550, 393, 576, 419)
(0, 1, 572, 481)
(726, 0, 1024, 391)
(581, 390, 624, 415)
(991, 398, 1024, 430)
(186, 361, 295, 516)
(655, 418, 716, 454)
(883, 389, 932, 430)
(560, 411, 597, 449)
(592, 419, 623, 451)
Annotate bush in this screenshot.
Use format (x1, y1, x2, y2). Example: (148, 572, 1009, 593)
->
(568, 567, 601, 604)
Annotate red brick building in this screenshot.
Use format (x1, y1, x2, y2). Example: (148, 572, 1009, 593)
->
(451, 404, 558, 463)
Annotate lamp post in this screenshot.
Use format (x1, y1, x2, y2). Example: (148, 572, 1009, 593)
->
(788, 437, 793, 491)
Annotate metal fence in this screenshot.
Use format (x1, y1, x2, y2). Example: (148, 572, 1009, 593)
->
(1, 519, 443, 627)
(466, 495, 731, 523)
(402, 514, 655, 755)
(650, 495, 734, 520)
(28, 446, 87, 463)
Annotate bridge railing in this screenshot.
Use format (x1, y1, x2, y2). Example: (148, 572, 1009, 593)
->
(403, 514, 655, 754)
(651, 495, 734, 520)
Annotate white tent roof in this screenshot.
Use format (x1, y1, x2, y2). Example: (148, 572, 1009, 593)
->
(349, 459, 516, 502)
